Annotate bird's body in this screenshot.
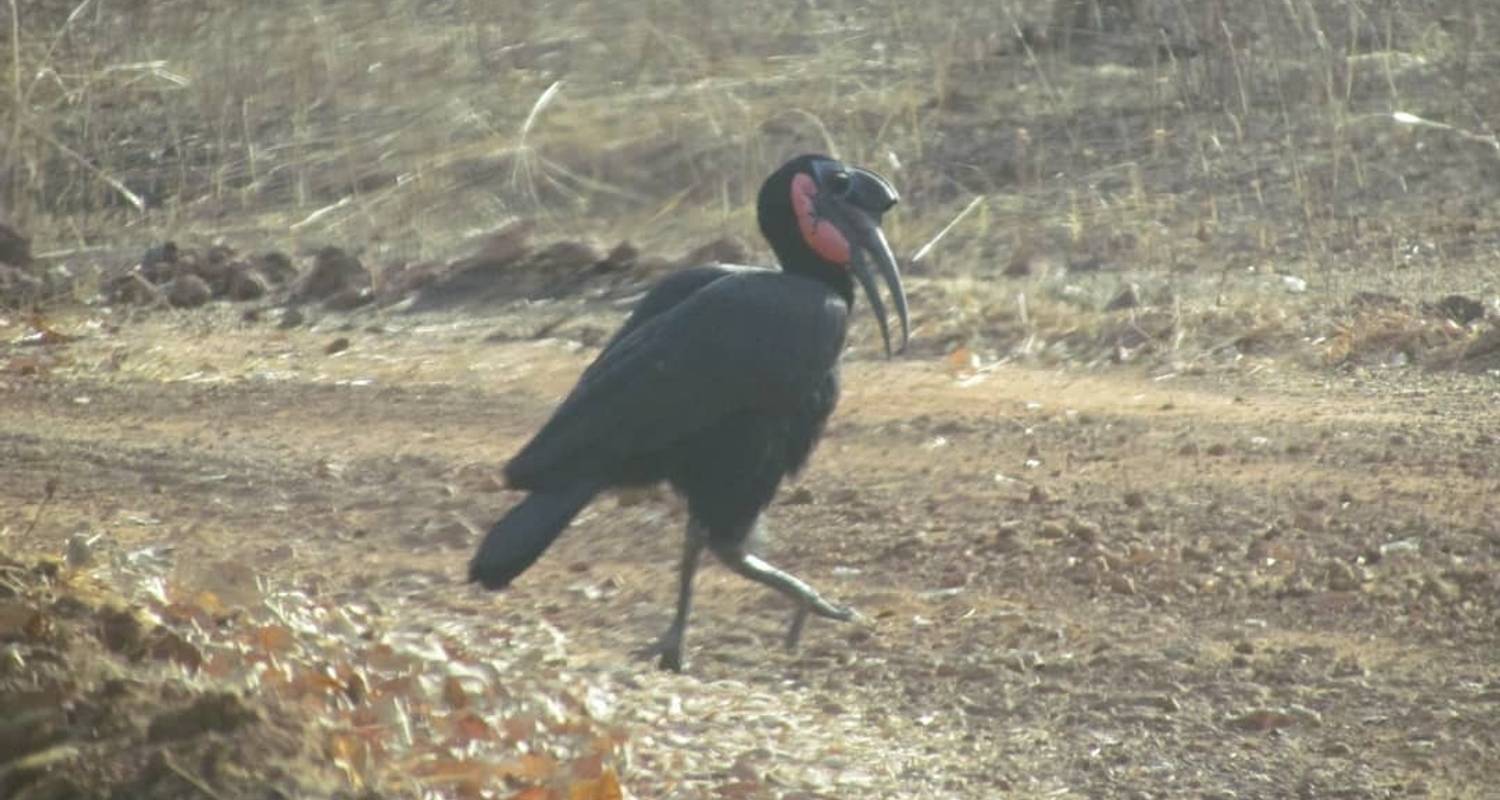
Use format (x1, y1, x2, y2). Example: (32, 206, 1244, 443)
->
(470, 154, 909, 670)
(508, 268, 845, 500)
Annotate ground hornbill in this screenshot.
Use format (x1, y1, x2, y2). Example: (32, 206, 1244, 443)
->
(469, 154, 909, 671)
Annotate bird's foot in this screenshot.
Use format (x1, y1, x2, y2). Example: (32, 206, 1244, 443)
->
(634, 628, 687, 673)
(783, 601, 857, 651)
(807, 596, 855, 622)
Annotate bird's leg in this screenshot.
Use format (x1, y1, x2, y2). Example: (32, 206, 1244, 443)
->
(740, 524, 820, 650)
(638, 521, 705, 672)
(784, 603, 811, 651)
(709, 537, 853, 651)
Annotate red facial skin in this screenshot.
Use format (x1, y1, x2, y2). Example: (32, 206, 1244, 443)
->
(790, 172, 851, 266)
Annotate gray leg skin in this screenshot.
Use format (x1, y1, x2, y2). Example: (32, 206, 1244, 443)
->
(708, 536, 854, 651)
(784, 604, 811, 651)
(636, 521, 705, 672)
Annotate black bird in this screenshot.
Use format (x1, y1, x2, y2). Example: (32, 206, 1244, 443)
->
(469, 154, 909, 671)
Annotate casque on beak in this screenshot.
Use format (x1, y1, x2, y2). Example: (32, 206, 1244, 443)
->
(814, 163, 910, 357)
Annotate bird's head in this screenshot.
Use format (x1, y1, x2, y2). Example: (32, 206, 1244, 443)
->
(757, 154, 910, 357)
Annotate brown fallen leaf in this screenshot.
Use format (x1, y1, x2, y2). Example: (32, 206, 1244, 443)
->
(443, 675, 470, 709)
(570, 752, 603, 780)
(146, 626, 204, 670)
(0, 601, 41, 638)
(502, 714, 538, 742)
(409, 756, 489, 784)
(253, 624, 295, 654)
(17, 315, 81, 346)
(945, 345, 977, 374)
(291, 666, 345, 700)
(329, 731, 371, 788)
(496, 753, 557, 783)
(568, 769, 623, 800)
(447, 710, 494, 745)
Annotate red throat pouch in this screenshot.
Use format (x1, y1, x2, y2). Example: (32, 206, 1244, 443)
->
(790, 172, 851, 266)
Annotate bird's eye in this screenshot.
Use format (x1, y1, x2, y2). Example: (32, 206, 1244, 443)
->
(826, 170, 852, 196)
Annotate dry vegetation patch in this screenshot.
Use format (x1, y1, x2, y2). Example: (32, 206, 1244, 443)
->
(2, 0, 1497, 369)
(4, 2, 1500, 798)
(0, 545, 632, 799)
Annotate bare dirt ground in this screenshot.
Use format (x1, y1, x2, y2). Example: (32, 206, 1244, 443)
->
(2, 296, 1496, 799)
(5, 1, 1500, 797)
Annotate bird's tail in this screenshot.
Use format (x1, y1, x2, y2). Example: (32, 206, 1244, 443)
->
(468, 481, 602, 589)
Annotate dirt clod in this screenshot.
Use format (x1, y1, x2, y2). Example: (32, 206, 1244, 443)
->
(256, 251, 298, 284)
(294, 246, 370, 303)
(1229, 708, 1301, 732)
(139, 242, 180, 284)
(228, 266, 271, 300)
(0, 265, 44, 306)
(781, 486, 814, 505)
(323, 286, 374, 311)
(1432, 294, 1485, 325)
(96, 607, 144, 657)
(166, 274, 213, 308)
(147, 692, 259, 742)
(596, 241, 640, 272)
(1104, 282, 1141, 311)
(0, 222, 32, 267)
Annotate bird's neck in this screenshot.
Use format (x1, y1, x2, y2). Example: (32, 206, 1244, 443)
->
(777, 253, 855, 306)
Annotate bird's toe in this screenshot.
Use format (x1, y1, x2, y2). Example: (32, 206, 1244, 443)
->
(657, 650, 685, 673)
(633, 633, 687, 673)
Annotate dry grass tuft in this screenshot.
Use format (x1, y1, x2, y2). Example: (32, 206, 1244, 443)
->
(3, 0, 1499, 369)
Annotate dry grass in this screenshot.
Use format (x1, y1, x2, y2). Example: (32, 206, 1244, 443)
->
(4, 0, 1499, 365)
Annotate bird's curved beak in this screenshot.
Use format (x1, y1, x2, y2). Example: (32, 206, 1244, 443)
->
(847, 215, 909, 357)
(826, 167, 909, 357)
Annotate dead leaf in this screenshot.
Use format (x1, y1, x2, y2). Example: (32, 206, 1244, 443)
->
(291, 666, 345, 699)
(497, 753, 557, 783)
(3, 355, 51, 376)
(448, 710, 494, 744)
(253, 624, 294, 653)
(502, 714, 538, 742)
(568, 769, 624, 800)
(194, 591, 225, 615)
(406, 754, 492, 797)
(338, 662, 368, 704)
(200, 650, 243, 678)
(329, 731, 370, 788)
(0, 602, 41, 638)
(145, 626, 204, 669)
(181, 560, 262, 608)
(716, 781, 764, 799)
(410, 757, 489, 783)
(17, 316, 81, 346)
(443, 675, 469, 709)
(945, 345, 977, 374)
(570, 752, 603, 780)
(161, 600, 214, 627)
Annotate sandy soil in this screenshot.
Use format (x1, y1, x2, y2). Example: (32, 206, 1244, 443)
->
(2, 300, 1496, 799)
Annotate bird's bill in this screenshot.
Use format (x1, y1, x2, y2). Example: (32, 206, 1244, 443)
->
(845, 208, 910, 357)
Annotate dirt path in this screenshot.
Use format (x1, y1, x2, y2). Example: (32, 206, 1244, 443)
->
(3, 308, 1496, 798)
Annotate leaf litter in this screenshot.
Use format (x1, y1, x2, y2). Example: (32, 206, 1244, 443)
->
(0, 549, 633, 799)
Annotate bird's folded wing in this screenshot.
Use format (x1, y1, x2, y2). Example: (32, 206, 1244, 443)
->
(505, 272, 845, 489)
(588, 265, 753, 364)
